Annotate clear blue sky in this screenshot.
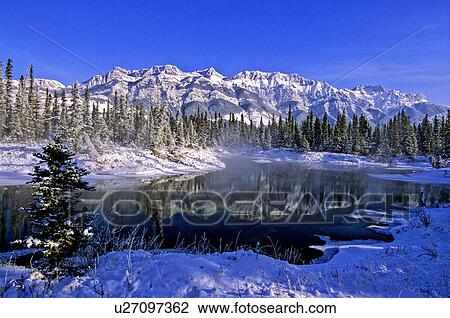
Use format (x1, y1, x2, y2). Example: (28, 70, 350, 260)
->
(1, 0, 449, 104)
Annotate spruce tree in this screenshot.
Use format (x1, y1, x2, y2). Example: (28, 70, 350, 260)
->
(22, 136, 94, 277)
(42, 89, 53, 139)
(432, 115, 442, 155)
(10, 75, 26, 141)
(82, 88, 93, 137)
(350, 114, 362, 154)
(321, 113, 330, 151)
(4, 58, 13, 136)
(58, 91, 69, 141)
(401, 111, 417, 157)
(313, 116, 322, 151)
(445, 110, 450, 158)
(68, 83, 83, 150)
(0, 60, 5, 139)
(51, 92, 60, 132)
(27, 65, 42, 141)
(333, 110, 348, 153)
(419, 114, 432, 155)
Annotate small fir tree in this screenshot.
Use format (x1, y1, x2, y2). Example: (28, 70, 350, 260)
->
(21, 136, 94, 277)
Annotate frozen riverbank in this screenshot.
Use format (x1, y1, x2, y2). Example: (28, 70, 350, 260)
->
(2, 144, 448, 186)
(0, 143, 225, 186)
(1, 206, 448, 297)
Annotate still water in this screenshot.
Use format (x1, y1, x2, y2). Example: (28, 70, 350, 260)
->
(1, 157, 449, 263)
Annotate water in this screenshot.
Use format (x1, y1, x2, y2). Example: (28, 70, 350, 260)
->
(1, 156, 449, 263)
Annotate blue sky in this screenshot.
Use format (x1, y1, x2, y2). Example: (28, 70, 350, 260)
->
(1, 0, 449, 104)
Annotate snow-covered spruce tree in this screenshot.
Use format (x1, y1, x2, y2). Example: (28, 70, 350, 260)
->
(445, 110, 450, 158)
(27, 65, 42, 142)
(42, 89, 53, 139)
(419, 114, 432, 155)
(51, 92, 60, 132)
(4, 58, 13, 137)
(92, 102, 111, 144)
(68, 83, 83, 150)
(58, 90, 70, 142)
(22, 136, 94, 277)
(82, 88, 93, 137)
(10, 75, 27, 141)
(0, 60, 5, 139)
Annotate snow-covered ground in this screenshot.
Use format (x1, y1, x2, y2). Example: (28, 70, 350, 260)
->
(2, 144, 449, 186)
(220, 148, 387, 167)
(0, 143, 225, 186)
(1, 206, 448, 297)
(0, 145, 449, 297)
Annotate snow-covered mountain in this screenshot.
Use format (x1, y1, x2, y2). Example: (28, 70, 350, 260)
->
(29, 65, 449, 125)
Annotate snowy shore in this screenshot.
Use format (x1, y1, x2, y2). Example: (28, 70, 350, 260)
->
(0, 145, 449, 297)
(1, 143, 449, 186)
(1, 205, 448, 297)
(0, 143, 225, 186)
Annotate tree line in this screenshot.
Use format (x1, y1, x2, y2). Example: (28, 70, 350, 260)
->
(1, 60, 449, 160)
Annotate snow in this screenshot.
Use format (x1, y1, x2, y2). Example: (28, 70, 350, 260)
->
(2, 144, 449, 187)
(0, 143, 225, 186)
(219, 148, 387, 167)
(1, 146, 449, 297)
(1, 206, 448, 297)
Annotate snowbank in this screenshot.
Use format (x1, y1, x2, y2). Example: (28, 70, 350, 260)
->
(0, 143, 225, 186)
(1, 206, 448, 297)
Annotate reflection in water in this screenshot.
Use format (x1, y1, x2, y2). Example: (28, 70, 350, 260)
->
(1, 158, 449, 263)
(0, 185, 32, 251)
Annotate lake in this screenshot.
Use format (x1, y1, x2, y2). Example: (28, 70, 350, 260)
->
(1, 156, 449, 263)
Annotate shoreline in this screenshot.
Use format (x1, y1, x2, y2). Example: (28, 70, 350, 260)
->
(1, 143, 449, 186)
(1, 205, 448, 297)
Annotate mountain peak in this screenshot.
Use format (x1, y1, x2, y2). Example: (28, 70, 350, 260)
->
(70, 64, 447, 126)
(147, 64, 182, 76)
(197, 67, 223, 79)
(354, 84, 386, 93)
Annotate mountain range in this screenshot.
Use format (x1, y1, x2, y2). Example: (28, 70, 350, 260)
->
(16, 65, 449, 125)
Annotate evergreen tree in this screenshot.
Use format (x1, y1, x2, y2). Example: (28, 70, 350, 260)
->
(350, 114, 362, 154)
(333, 110, 348, 153)
(419, 114, 432, 155)
(0, 60, 5, 139)
(445, 110, 450, 158)
(372, 125, 382, 155)
(51, 92, 60, 132)
(400, 111, 417, 157)
(377, 125, 392, 160)
(68, 83, 83, 150)
(4, 58, 13, 136)
(42, 89, 53, 139)
(22, 136, 94, 277)
(358, 114, 371, 155)
(27, 65, 42, 141)
(432, 115, 442, 155)
(313, 116, 322, 151)
(321, 113, 331, 151)
(10, 75, 26, 141)
(58, 91, 69, 141)
(82, 88, 93, 137)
